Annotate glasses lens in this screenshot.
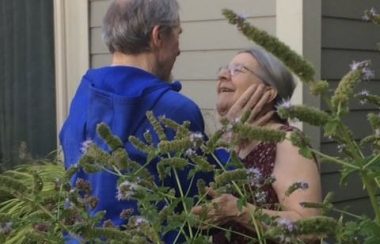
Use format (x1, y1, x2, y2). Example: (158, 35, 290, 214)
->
(230, 64, 245, 76)
(217, 64, 246, 77)
(217, 65, 228, 75)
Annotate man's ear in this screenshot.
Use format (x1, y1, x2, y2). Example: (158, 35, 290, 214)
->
(151, 25, 162, 48)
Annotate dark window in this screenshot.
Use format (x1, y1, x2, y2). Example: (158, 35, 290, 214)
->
(0, 0, 56, 169)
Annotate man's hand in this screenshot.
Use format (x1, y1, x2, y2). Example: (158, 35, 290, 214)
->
(191, 187, 242, 228)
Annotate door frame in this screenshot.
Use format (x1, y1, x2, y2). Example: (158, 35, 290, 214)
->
(53, 0, 89, 139)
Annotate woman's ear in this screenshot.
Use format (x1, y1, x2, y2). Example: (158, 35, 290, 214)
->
(267, 87, 278, 103)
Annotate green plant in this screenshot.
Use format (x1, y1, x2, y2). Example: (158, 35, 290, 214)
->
(223, 7, 380, 244)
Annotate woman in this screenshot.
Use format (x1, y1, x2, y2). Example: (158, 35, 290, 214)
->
(192, 46, 322, 243)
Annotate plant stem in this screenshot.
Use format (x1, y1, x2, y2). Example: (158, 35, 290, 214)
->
(56, 182, 64, 220)
(185, 175, 195, 197)
(211, 153, 265, 244)
(332, 122, 380, 223)
(197, 220, 258, 241)
(363, 154, 380, 170)
(331, 207, 363, 219)
(310, 149, 360, 170)
(361, 173, 380, 224)
(173, 169, 193, 238)
(23, 196, 71, 234)
(133, 159, 155, 176)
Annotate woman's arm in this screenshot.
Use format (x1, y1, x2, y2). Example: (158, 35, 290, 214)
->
(192, 134, 322, 231)
(233, 135, 322, 229)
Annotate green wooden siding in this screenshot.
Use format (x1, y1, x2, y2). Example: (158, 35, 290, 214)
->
(321, 0, 380, 217)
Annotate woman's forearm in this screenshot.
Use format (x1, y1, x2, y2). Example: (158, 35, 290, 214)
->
(233, 203, 305, 232)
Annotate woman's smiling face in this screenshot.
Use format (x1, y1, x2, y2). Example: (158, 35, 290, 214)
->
(216, 52, 268, 116)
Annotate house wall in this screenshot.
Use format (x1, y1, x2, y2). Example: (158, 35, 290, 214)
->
(89, 0, 276, 134)
(321, 0, 380, 216)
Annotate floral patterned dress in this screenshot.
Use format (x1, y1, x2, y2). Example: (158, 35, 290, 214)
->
(212, 125, 297, 243)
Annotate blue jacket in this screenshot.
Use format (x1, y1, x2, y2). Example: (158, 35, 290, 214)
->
(60, 66, 216, 243)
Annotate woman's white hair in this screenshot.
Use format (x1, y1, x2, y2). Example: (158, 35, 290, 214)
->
(240, 45, 296, 104)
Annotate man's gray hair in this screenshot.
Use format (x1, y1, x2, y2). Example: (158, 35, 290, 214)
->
(241, 46, 296, 104)
(102, 0, 180, 54)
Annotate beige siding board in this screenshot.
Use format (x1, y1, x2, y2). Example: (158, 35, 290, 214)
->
(91, 53, 111, 68)
(91, 17, 276, 54)
(178, 0, 275, 22)
(322, 49, 380, 80)
(322, 18, 380, 51)
(322, 0, 380, 20)
(172, 50, 237, 80)
(180, 18, 275, 51)
(91, 28, 107, 55)
(90, 1, 109, 28)
(180, 80, 217, 110)
(322, 172, 368, 202)
(90, 0, 275, 27)
(201, 108, 219, 135)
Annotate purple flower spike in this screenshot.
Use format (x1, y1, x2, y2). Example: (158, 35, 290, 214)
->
(298, 181, 309, 190)
(276, 99, 292, 110)
(362, 67, 375, 80)
(363, 8, 379, 21)
(277, 218, 296, 232)
(358, 89, 370, 96)
(135, 216, 148, 226)
(80, 139, 93, 154)
(237, 11, 248, 20)
(117, 180, 138, 201)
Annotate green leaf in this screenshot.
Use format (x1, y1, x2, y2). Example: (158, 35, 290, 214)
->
(324, 119, 340, 137)
(163, 212, 187, 234)
(299, 147, 313, 159)
(340, 167, 358, 185)
(225, 151, 245, 169)
(32, 171, 44, 194)
(237, 197, 247, 212)
(183, 197, 194, 211)
(191, 235, 210, 244)
(225, 227, 232, 242)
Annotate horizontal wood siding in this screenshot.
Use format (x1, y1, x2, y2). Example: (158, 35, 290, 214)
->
(321, 0, 380, 215)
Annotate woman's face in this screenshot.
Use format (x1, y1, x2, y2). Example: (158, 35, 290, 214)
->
(216, 52, 267, 116)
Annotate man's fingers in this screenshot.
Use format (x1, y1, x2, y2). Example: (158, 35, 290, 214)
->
(191, 206, 200, 214)
(206, 187, 218, 198)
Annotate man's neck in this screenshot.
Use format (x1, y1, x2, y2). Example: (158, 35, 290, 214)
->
(111, 51, 156, 75)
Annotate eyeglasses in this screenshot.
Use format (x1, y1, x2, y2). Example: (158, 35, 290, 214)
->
(218, 63, 259, 78)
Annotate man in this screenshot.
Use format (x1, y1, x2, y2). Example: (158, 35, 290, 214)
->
(60, 0, 207, 242)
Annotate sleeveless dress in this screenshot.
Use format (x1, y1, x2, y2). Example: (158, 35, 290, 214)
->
(212, 125, 297, 243)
